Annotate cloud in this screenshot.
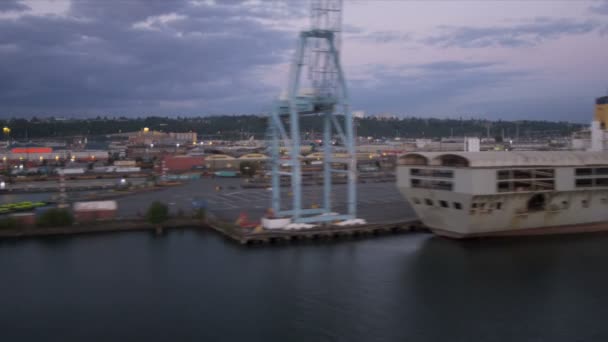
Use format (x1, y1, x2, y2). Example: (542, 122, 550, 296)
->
(589, 0, 608, 15)
(416, 61, 499, 72)
(350, 30, 412, 44)
(350, 60, 530, 117)
(0, 1, 606, 119)
(0, 0, 303, 115)
(69, 0, 190, 24)
(424, 18, 598, 48)
(0, 0, 29, 12)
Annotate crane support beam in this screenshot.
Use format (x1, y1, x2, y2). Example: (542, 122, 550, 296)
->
(267, 0, 357, 225)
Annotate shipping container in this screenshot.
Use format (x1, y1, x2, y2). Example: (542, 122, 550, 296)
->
(113, 160, 137, 167)
(163, 156, 205, 172)
(57, 168, 85, 175)
(73, 201, 117, 211)
(73, 201, 117, 222)
(11, 147, 52, 154)
(214, 171, 238, 177)
(114, 167, 141, 173)
(166, 173, 201, 180)
(10, 212, 36, 226)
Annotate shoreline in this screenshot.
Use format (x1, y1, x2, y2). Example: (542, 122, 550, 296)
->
(0, 217, 204, 239)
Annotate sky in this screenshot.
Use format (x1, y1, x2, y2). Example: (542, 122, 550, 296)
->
(0, 0, 607, 122)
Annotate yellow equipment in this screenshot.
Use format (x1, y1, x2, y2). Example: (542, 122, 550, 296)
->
(595, 96, 608, 129)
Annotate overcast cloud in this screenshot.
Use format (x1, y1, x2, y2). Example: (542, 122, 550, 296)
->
(0, 0, 607, 121)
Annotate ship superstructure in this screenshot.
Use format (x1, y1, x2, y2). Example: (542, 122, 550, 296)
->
(397, 151, 608, 237)
(397, 96, 608, 238)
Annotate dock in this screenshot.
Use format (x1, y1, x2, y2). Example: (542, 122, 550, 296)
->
(207, 218, 427, 245)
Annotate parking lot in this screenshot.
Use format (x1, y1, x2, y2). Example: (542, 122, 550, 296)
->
(115, 178, 415, 224)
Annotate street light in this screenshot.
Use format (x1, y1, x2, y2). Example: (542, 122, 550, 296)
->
(3, 127, 10, 146)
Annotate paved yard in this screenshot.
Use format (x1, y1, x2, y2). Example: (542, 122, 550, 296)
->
(111, 178, 415, 224)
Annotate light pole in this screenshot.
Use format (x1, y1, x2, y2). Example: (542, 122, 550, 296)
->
(3, 127, 10, 146)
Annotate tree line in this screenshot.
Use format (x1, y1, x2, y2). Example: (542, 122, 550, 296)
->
(0, 115, 584, 140)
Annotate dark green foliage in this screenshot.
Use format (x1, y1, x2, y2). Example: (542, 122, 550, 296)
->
(0, 217, 17, 229)
(0, 116, 583, 140)
(193, 208, 206, 221)
(37, 208, 73, 227)
(146, 201, 169, 225)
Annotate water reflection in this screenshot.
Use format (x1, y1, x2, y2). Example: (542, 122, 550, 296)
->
(1, 231, 608, 341)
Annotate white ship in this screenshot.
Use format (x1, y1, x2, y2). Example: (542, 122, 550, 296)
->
(397, 95, 608, 238)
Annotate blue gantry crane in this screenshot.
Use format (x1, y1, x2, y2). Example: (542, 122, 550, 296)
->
(268, 0, 356, 224)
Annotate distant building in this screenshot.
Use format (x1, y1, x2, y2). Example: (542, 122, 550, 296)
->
(71, 150, 109, 162)
(353, 110, 366, 119)
(162, 155, 205, 173)
(169, 132, 197, 144)
(128, 130, 197, 146)
(374, 113, 398, 120)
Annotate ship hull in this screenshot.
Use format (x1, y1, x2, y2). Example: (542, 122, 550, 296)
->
(397, 186, 608, 239)
(431, 220, 608, 239)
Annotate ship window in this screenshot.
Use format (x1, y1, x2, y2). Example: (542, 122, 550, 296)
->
(496, 202, 502, 210)
(453, 202, 462, 210)
(576, 178, 593, 188)
(514, 170, 532, 179)
(596, 168, 608, 175)
(514, 181, 533, 192)
(412, 198, 421, 205)
(561, 201, 569, 209)
(410, 168, 454, 178)
(534, 180, 554, 191)
(471, 203, 478, 208)
(410, 168, 454, 191)
(527, 194, 546, 212)
(410, 168, 423, 176)
(497, 170, 510, 180)
(479, 203, 485, 209)
(595, 178, 608, 187)
(534, 169, 554, 179)
(411, 177, 453, 191)
(425, 199, 434, 206)
(582, 199, 589, 208)
(432, 169, 454, 178)
(497, 181, 511, 193)
(432, 181, 453, 191)
(576, 168, 593, 176)
(439, 200, 448, 208)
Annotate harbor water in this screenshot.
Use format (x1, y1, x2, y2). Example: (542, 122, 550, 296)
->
(2, 230, 608, 341)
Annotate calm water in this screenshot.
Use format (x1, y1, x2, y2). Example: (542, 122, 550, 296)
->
(2, 230, 608, 341)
